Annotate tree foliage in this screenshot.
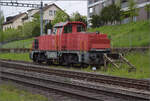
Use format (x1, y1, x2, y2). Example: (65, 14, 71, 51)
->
(0, 10, 4, 42)
(52, 10, 69, 25)
(145, 4, 150, 19)
(116, 0, 121, 7)
(44, 22, 52, 34)
(128, 0, 139, 22)
(100, 4, 121, 24)
(70, 12, 87, 25)
(0, 10, 4, 31)
(31, 13, 41, 36)
(90, 15, 103, 28)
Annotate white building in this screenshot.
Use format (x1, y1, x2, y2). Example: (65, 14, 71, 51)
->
(3, 3, 67, 31)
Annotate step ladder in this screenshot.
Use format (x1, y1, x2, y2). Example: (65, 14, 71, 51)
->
(103, 53, 136, 71)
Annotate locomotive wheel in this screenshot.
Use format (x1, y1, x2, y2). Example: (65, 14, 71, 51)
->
(62, 54, 69, 66)
(33, 53, 38, 63)
(46, 60, 53, 65)
(80, 63, 89, 68)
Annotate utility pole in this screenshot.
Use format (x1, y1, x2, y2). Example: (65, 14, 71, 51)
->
(40, 1, 43, 35)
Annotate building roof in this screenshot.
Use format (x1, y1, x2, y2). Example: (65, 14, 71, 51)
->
(27, 9, 37, 12)
(35, 3, 69, 16)
(3, 13, 26, 25)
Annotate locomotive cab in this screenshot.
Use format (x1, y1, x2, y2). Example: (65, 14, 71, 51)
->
(52, 21, 86, 35)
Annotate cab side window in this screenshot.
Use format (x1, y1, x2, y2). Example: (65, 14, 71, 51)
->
(64, 24, 72, 33)
(77, 24, 85, 32)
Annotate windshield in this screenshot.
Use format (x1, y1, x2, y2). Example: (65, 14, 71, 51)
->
(53, 27, 63, 35)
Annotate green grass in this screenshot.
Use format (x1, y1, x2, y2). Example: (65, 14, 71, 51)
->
(2, 20, 150, 48)
(0, 52, 149, 79)
(101, 51, 150, 79)
(0, 84, 48, 101)
(0, 53, 31, 62)
(88, 20, 150, 47)
(80, 51, 150, 79)
(1, 38, 34, 48)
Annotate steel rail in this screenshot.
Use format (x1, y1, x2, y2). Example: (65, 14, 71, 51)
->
(0, 59, 149, 91)
(0, 68, 149, 101)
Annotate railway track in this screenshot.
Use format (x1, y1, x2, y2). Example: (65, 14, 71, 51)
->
(0, 59, 149, 91)
(0, 64, 150, 101)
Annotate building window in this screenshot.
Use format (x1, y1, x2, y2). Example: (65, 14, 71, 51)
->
(88, 0, 93, 5)
(94, 0, 99, 3)
(121, 0, 128, 3)
(133, 16, 137, 22)
(54, 10, 56, 16)
(89, 7, 93, 13)
(49, 10, 53, 16)
(122, 17, 130, 24)
(102, 2, 106, 7)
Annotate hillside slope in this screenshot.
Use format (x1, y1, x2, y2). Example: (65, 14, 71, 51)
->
(89, 20, 150, 47)
(1, 20, 150, 48)
(1, 38, 33, 48)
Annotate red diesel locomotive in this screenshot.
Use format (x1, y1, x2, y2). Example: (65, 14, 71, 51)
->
(30, 21, 111, 66)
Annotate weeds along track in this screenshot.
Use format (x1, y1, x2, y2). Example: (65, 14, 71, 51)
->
(0, 63, 150, 101)
(0, 59, 150, 92)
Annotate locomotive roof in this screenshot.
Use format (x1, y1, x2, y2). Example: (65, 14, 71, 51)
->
(54, 21, 68, 28)
(54, 21, 85, 28)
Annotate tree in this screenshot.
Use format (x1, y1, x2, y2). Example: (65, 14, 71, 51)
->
(70, 12, 87, 25)
(32, 26, 40, 37)
(90, 15, 103, 28)
(116, 0, 121, 8)
(52, 10, 69, 25)
(0, 10, 4, 31)
(100, 4, 121, 24)
(145, 4, 150, 19)
(44, 22, 53, 34)
(128, 0, 139, 22)
(0, 10, 4, 42)
(31, 13, 41, 36)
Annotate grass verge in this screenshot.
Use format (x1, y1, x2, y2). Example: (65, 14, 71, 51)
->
(0, 53, 31, 62)
(0, 52, 149, 79)
(0, 84, 48, 101)
(1, 38, 34, 48)
(1, 20, 150, 48)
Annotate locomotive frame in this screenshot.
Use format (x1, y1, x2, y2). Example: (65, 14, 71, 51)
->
(30, 21, 111, 66)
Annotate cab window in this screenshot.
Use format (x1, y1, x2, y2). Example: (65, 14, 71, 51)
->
(77, 24, 85, 32)
(59, 27, 63, 35)
(64, 24, 72, 33)
(53, 28, 57, 34)
(53, 27, 63, 35)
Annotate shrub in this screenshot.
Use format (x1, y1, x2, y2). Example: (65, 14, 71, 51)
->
(90, 15, 103, 28)
(32, 25, 40, 37)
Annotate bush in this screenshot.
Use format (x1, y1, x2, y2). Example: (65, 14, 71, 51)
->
(22, 22, 35, 37)
(90, 15, 103, 28)
(70, 12, 87, 25)
(32, 26, 40, 37)
(0, 28, 21, 42)
(100, 4, 121, 24)
(0, 20, 40, 42)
